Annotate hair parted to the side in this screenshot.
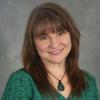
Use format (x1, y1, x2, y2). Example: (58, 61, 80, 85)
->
(21, 2, 87, 97)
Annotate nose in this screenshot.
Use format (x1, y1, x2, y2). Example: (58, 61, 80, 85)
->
(49, 37, 59, 48)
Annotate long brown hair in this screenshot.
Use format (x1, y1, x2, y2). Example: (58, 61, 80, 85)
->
(22, 2, 87, 97)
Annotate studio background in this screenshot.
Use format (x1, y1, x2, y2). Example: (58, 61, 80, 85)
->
(0, 0, 100, 98)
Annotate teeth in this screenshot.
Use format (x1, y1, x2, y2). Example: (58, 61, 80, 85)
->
(51, 50, 60, 53)
(50, 49, 62, 54)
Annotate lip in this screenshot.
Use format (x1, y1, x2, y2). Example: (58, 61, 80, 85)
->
(49, 49, 63, 55)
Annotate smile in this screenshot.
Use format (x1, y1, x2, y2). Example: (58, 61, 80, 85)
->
(49, 49, 63, 55)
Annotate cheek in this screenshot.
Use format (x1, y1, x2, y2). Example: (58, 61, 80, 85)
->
(34, 41, 48, 53)
(61, 34, 71, 46)
(67, 37, 71, 46)
(67, 36, 72, 49)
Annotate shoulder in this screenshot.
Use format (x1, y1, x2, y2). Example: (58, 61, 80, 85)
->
(6, 68, 32, 85)
(6, 68, 36, 89)
(2, 68, 35, 100)
(83, 70, 96, 83)
(80, 70, 100, 99)
(9, 68, 32, 81)
(82, 70, 97, 89)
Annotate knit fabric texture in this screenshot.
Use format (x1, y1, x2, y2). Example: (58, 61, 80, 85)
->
(2, 68, 100, 100)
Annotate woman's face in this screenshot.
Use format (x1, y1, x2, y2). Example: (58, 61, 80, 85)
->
(34, 30, 72, 65)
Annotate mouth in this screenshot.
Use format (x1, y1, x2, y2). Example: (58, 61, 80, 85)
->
(48, 48, 64, 55)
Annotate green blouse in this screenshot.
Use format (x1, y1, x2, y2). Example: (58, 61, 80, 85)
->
(2, 68, 100, 100)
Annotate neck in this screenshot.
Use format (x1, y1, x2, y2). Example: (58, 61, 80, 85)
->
(43, 60, 66, 77)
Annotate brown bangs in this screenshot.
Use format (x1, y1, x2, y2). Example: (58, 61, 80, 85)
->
(32, 8, 69, 37)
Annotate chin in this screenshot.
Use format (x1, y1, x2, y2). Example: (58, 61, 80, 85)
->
(48, 58, 65, 64)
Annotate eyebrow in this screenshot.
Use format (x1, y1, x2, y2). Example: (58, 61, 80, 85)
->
(34, 28, 68, 38)
(33, 32, 47, 38)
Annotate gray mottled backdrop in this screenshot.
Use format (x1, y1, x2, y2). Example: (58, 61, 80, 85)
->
(0, 0, 100, 98)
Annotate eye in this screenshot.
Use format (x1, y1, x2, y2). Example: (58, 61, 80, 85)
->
(58, 30, 68, 35)
(58, 30, 66, 36)
(39, 33, 48, 40)
(58, 31, 64, 35)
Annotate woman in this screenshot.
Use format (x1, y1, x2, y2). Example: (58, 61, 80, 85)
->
(2, 2, 99, 100)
